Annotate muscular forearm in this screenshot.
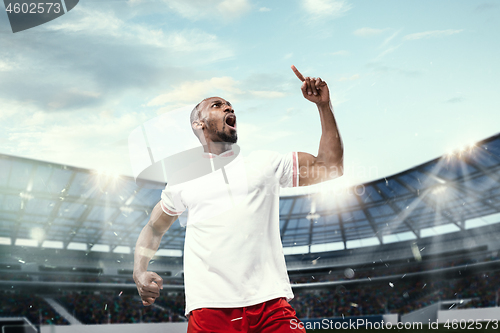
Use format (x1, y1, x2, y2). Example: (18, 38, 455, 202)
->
(133, 225, 163, 279)
(133, 202, 173, 280)
(316, 101, 343, 168)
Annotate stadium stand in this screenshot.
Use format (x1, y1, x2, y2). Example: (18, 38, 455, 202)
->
(0, 293, 69, 326)
(0, 132, 499, 330)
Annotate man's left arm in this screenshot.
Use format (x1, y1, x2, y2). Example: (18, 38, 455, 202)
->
(291, 65, 344, 186)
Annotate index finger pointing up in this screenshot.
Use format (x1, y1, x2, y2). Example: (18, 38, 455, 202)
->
(291, 65, 305, 82)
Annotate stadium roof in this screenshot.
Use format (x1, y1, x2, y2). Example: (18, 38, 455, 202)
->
(1, 133, 499, 256)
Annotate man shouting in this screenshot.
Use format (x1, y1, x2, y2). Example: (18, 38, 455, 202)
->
(133, 65, 343, 333)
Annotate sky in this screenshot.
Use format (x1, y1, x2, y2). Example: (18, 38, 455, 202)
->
(1, 0, 499, 196)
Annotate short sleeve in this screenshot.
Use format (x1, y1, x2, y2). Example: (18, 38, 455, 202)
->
(160, 185, 186, 216)
(275, 151, 299, 188)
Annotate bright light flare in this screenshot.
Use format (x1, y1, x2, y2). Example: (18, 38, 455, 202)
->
(446, 142, 477, 159)
(432, 184, 447, 195)
(30, 227, 45, 243)
(95, 169, 120, 179)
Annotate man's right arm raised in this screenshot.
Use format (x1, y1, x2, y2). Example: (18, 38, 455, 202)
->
(133, 201, 178, 306)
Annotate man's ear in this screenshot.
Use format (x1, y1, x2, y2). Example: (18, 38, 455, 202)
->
(192, 121, 203, 131)
(192, 121, 207, 145)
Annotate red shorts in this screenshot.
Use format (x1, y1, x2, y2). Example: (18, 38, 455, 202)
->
(187, 297, 307, 333)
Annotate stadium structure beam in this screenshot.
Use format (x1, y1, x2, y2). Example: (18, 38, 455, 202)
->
(306, 219, 314, 253)
(335, 198, 347, 249)
(447, 182, 499, 218)
(44, 169, 78, 246)
(391, 176, 460, 228)
(337, 214, 346, 249)
(91, 203, 131, 251)
(0, 187, 151, 212)
(450, 157, 500, 212)
(110, 198, 150, 250)
(353, 193, 382, 244)
(469, 145, 500, 182)
(11, 163, 38, 245)
(371, 183, 421, 239)
(415, 168, 496, 227)
(63, 178, 112, 249)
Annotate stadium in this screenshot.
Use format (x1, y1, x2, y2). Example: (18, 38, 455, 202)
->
(1, 131, 499, 333)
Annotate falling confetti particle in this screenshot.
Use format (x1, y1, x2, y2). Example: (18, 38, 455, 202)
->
(119, 291, 123, 297)
(422, 283, 427, 289)
(389, 282, 394, 288)
(449, 303, 455, 309)
(104, 304, 107, 310)
(351, 303, 358, 308)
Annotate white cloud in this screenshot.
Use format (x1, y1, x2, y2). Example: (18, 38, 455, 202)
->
(165, 30, 232, 59)
(218, 0, 251, 16)
(259, 7, 271, 12)
(0, 59, 17, 72)
(48, 5, 124, 34)
(163, 0, 251, 20)
(0, 4, 234, 114)
(147, 77, 242, 107)
(148, 77, 288, 111)
(338, 74, 360, 82)
(303, 0, 352, 18)
(353, 27, 388, 37)
(49, 7, 231, 61)
(3, 108, 149, 176)
(376, 45, 401, 59)
(403, 29, 464, 41)
(380, 30, 401, 48)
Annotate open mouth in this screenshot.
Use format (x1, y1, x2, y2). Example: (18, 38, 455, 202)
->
(225, 115, 236, 129)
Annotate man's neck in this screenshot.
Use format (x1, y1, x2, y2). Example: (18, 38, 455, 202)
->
(203, 141, 233, 156)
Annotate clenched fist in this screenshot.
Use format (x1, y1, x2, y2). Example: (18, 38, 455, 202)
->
(134, 271, 163, 306)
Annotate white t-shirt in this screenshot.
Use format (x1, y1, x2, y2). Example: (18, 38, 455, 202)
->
(160, 148, 299, 315)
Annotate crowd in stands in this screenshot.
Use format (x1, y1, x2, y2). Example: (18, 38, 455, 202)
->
(0, 293, 69, 325)
(0, 272, 33, 281)
(1, 254, 498, 325)
(290, 270, 500, 319)
(56, 292, 185, 324)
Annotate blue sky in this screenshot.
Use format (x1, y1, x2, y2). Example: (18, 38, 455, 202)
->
(0, 0, 499, 196)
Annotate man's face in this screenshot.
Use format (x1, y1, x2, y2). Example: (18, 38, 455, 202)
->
(198, 97, 237, 144)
